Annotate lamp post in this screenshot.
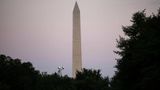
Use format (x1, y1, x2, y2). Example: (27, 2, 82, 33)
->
(58, 66, 64, 76)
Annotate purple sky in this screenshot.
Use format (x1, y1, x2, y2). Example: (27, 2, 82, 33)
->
(0, 0, 159, 77)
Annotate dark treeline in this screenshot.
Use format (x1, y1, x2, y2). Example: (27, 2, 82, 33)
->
(0, 9, 160, 90)
(0, 54, 110, 90)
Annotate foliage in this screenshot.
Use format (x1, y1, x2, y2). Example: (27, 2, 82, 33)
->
(0, 54, 110, 90)
(75, 68, 110, 90)
(35, 73, 74, 90)
(0, 54, 40, 90)
(111, 9, 160, 90)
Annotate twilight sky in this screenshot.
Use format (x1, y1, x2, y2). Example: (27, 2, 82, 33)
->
(0, 0, 159, 77)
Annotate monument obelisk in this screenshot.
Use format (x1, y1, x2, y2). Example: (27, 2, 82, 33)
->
(72, 2, 82, 78)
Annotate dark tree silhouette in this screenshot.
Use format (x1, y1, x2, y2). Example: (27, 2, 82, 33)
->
(0, 54, 110, 90)
(0, 54, 39, 90)
(111, 9, 160, 90)
(35, 73, 74, 90)
(75, 68, 110, 90)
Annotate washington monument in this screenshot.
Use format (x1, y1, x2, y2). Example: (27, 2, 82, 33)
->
(72, 2, 82, 78)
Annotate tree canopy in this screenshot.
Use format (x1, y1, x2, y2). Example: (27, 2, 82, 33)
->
(111, 9, 160, 90)
(0, 54, 39, 90)
(0, 55, 110, 90)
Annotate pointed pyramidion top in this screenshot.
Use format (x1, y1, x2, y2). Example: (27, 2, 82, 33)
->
(73, 1, 80, 12)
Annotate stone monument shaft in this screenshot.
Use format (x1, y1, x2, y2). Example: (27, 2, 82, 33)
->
(72, 2, 82, 78)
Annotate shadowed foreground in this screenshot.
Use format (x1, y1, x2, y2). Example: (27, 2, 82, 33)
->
(0, 54, 109, 90)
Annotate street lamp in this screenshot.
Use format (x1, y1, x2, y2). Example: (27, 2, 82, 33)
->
(58, 66, 64, 76)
